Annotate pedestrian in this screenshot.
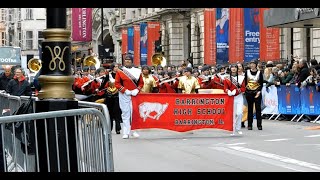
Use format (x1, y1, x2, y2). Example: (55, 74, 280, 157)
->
(115, 55, 144, 139)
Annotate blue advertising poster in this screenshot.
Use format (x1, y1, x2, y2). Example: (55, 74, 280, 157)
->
(300, 86, 320, 115)
(277, 85, 301, 115)
(127, 27, 134, 56)
(216, 8, 229, 65)
(244, 8, 260, 62)
(140, 23, 148, 65)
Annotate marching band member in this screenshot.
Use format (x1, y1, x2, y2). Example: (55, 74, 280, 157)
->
(244, 60, 264, 130)
(78, 66, 91, 95)
(211, 65, 226, 89)
(88, 66, 96, 80)
(99, 63, 122, 134)
(90, 67, 107, 102)
(115, 55, 144, 139)
(224, 64, 246, 135)
(140, 65, 159, 93)
(159, 71, 179, 93)
(178, 67, 200, 94)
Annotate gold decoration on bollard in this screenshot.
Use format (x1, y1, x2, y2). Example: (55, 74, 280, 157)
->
(46, 46, 68, 71)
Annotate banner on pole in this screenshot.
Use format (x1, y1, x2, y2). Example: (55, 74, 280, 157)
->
(131, 94, 234, 132)
(72, 8, 92, 42)
(140, 23, 148, 65)
(204, 8, 216, 65)
(244, 8, 260, 62)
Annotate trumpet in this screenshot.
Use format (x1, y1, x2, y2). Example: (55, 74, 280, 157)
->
(81, 74, 108, 89)
(159, 77, 181, 85)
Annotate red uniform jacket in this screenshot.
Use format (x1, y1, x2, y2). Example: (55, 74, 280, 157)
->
(223, 75, 246, 96)
(115, 69, 144, 93)
(90, 80, 105, 96)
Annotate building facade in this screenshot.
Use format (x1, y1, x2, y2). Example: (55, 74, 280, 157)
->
(1, 8, 46, 68)
(113, 8, 320, 66)
(265, 8, 320, 62)
(0, 9, 5, 46)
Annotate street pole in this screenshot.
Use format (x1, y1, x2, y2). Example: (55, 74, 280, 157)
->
(35, 8, 78, 172)
(101, 8, 104, 46)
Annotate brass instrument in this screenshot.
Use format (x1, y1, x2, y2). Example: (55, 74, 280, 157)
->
(152, 53, 166, 67)
(81, 74, 106, 89)
(28, 58, 42, 73)
(159, 77, 181, 85)
(83, 55, 101, 70)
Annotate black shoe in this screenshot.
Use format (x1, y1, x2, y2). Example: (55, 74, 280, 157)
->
(248, 127, 253, 130)
(241, 122, 245, 128)
(116, 131, 120, 134)
(258, 127, 262, 130)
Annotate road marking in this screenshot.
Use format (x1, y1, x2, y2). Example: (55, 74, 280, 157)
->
(264, 138, 290, 142)
(209, 146, 320, 172)
(260, 134, 281, 137)
(225, 143, 247, 146)
(230, 146, 320, 171)
(304, 134, 320, 138)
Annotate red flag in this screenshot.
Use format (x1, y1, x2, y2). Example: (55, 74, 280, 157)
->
(259, 8, 280, 62)
(229, 8, 244, 63)
(121, 28, 128, 59)
(204, 8, 216, 65)
(131, 93, 233, 132)
(134, 25, 141, 66)
(147, 22, 161, 66)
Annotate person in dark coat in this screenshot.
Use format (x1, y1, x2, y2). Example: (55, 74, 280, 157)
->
(6, 68, 32, 96)
(0, 65, 13, 91)
(297, 59, 310, 87)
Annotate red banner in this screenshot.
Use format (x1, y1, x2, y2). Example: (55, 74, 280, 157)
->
(204, 9, 216, 65)
(147, 22, 161, 66)
(121, 28, 128, 59)
(131, 94, 233, 132)
(259, 8, 280, 62)
(229, 8, 244, 63)
(72, 8, 92, 41)
(134, 25, 140, 66)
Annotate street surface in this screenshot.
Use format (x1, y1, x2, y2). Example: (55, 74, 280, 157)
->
(112, 120, 320, 172)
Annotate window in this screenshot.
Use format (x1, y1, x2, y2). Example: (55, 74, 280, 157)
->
(1, 32, 5, 45)
(1, 9, 5, 21)
(26, 8, 33, 20)
(26, 31, 33, 50)
(38, 31, 44, 49)
(132, 10, 135, 18)
(145, 8, 148, 14)
(138, 8, 141, 17)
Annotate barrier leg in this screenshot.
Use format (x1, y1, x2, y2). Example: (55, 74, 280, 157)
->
(296, 114, 304, 122)
(290, 115, 298, 122)
(311, 115, 320, 123)
(268, 114, 275, 120)
(274, 114, 281, 120)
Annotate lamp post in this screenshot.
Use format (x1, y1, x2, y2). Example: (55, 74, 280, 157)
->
(35, 8, 78, 172)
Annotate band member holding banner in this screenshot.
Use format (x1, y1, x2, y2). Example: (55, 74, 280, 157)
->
(115, 55, 144, 139)
(178, 67, 200, 94)
(224, 64, 246, 135)
(244, 60, 264, 130)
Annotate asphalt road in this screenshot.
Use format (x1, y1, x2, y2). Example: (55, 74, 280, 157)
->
(111, 119, 320, 172)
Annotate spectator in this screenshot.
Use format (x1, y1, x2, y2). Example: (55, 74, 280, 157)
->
(280, 68, 294, 85)
(297, 59, 310, 87)
(301, 68, 317, 87)
(6, 68, 32, 96)
(310, 59, 320, 71)
(0, 65, 13, 91)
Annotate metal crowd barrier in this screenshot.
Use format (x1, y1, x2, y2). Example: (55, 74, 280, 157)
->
(0, 108, 113, 172)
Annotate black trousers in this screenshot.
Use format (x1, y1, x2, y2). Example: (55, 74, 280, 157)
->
(245, 92, 262, 128)
(105, 95, 122, 132)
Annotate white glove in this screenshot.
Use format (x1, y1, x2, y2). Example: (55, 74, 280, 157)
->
(124, 89, 132, 96)
(301, 81, 307, 87)
(131, 89, 139, 96)
(227, 90, 233, 96)
(231, 89, 236, 96)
